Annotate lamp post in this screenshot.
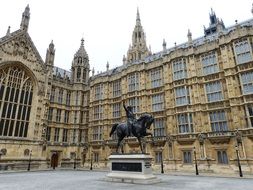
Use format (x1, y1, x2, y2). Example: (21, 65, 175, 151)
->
(27, 150, 32, 171)
(90, 152, 93, 170)
(74, 152, 77, 170)
(160, 147, 164, 174)
(193, 147, 199, 175)
(235, 145, 243, 177)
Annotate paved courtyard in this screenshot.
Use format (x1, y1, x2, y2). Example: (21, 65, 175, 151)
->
(0, 170, 252, 190)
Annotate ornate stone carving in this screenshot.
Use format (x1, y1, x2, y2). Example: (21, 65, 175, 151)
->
(198, 133, 205, 145)
(37, 84, 45, 96)
(235, 129, 242, 145)
(167, 135, 173, 147)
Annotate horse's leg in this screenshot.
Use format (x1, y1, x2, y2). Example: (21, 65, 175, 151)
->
(137, 137, 144, 154)
(116, 138, 122, 153)
(121, 141, 124, 154)
(146, 132, 154, 145)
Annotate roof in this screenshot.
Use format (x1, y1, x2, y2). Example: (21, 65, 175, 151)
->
(91, 18, 253, 80)
(0, 29, 45, 65)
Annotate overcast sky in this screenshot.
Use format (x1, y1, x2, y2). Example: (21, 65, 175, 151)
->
(1, 0, 253, 73)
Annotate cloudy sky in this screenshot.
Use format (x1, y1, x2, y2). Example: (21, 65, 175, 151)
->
(1, 0, 253, 73)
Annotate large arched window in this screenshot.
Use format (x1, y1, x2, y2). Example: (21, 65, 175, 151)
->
(0, 66, 34, 138)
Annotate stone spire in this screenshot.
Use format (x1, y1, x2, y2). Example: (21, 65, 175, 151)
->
(92, 67, 95, 76)
(106, 61, 109, 71)
(20, 4, 30, 31)
(74, 38, 88, 61)
(187, 29, 192, 45)
(126, 8, 150, 64)
(204, 8, 225, 36)
(72, 38, 90, 84)
(123, 55, 127, 65)
(136, 7, 141, 26)
(162, 39, 166, 52)
(45, 40, 55, 67)
(6, 26, 10, 36)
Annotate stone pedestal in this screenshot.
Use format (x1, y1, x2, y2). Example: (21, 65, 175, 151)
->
(106, 153, 160, 184)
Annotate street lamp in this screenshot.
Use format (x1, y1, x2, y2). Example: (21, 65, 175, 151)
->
(160, 149, 164, 174)
(73, 152, 77, 170)
(27, 150, 32, 171)
(235, 145, 243, 177)
(193, 147, 199, 175)
(90, 152, 93, 170)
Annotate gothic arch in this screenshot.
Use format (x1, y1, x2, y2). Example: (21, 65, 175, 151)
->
(0, 61, 38, 138)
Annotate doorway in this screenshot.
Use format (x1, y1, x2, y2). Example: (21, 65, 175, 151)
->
(51, 152, 58, 169)
(82, 153, 86, 166)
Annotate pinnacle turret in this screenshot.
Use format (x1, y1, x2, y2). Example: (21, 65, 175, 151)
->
(45, 40, 55, 67)
(126, 8, 150, 64)
(204, 8, 225, 36)
(20, 4, 30, 31)
(162, 39, 166, 52)
(136, 7, 141, 25)
(187, 29, 192, 45)
(72, 38, 90, 84)
(6, 26, 10, 36)
(74, 38, 88, 60)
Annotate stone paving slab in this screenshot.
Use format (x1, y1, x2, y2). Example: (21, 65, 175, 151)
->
(0, 170, 253, 190)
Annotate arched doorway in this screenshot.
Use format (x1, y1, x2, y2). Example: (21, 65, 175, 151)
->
(51, 152, 58, 169)
(82, 153, 86, 166)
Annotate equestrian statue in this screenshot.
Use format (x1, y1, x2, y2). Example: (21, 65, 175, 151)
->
(109, 103, 154, 153)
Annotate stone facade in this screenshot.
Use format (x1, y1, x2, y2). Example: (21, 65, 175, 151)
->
(0, 5, 253, 175)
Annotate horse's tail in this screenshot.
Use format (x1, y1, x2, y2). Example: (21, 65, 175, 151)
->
(110, 123, 118, 137)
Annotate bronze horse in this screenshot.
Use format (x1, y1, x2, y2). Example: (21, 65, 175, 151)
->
(109, 113, 154, 153)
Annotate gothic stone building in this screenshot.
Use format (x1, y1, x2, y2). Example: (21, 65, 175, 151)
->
(0, 5, 253, 175)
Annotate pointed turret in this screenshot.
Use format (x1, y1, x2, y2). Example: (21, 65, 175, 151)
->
(6, 26, 10, 36)
(204, 8, 225, 36)
(71, 38, 90, 84)
(45, 40, 55, 67)
(126, 8, 150, 64)
(136, 7, 141, 26)
(92, 67, 95, 76)
(106, 61, 109, 71)
(162, 39, 166, 52)
(123, 55, 127, 65)
(20, 4, 30, 31)
(187, 29, 192, 45)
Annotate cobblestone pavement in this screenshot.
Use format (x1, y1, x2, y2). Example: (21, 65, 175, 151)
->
(0, 170, 252, 190)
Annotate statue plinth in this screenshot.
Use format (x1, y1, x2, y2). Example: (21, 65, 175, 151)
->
(106, 153, 161, 184)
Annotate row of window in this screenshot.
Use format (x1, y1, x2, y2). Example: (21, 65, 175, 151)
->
(155, 150, 228, 164)
(93, 39, 253, 100)
(93, 71, 253, 104)
(94, 76, 250, 120)
(50, 89, 88, 107)
(94, 104, 253, 135)
(92, 108, 246, 140)
(48, 105, 253, 142)
(50, 88, 71, 105)
(46, 127, 87, 143)
(48, 108, 87, 124)
(152, 106, 253, 136)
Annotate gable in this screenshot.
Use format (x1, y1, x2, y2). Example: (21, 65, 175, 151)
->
(0, 29, 44, 65)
